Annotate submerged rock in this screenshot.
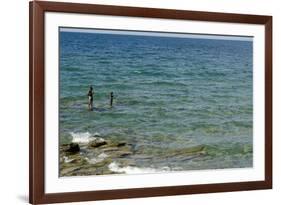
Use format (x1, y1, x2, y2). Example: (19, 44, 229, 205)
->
(181, 145, 205, 154)
(169, 145, 206, 157)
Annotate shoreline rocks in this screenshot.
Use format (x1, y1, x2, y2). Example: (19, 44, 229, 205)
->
(60, 137, 135, 177)
(59, 135, 207, 177)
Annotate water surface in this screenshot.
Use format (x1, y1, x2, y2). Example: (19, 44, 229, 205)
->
(59, 30, 253, 173)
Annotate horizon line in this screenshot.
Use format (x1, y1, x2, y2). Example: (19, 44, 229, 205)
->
(59, 27, 253, 42)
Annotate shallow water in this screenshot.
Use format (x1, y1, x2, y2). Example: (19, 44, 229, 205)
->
(59, 31, 253, 174)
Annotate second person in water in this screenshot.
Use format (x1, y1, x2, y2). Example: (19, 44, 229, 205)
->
(110, 92, 114, 108)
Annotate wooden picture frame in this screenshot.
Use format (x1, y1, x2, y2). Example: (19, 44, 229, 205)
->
(29, 1, 272, 204)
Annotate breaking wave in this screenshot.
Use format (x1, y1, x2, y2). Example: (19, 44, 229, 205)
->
(70, 132, 101, 143)
(108, 162, 171, 174)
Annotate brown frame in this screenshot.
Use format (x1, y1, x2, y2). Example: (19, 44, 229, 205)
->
(29, 1, 272, 204)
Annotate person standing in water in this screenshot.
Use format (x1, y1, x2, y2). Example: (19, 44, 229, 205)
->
(87, 86, 94, 111)
(110, 92, 114, 108)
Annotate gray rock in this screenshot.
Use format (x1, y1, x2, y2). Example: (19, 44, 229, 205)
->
(89, 138, 107, 148)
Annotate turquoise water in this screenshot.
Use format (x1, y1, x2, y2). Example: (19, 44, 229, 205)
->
(59, 30, 253, 171)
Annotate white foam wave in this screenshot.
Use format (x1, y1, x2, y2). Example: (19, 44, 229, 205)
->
(108, 162, 171, 174)
(70, 132, 102, 143)
(70, 132, 93, 143)
(63, 156, 73, 163)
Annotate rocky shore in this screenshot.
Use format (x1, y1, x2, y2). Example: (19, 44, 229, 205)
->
(60, 133, 135, 176)
(59, 133, 207, 177)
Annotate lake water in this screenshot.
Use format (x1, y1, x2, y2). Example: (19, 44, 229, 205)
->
(59, 30, 253, 174)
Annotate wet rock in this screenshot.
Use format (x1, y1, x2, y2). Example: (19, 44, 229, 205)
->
(88, 138, 107, 148)
(118, 151, 133, 157)
(68, 157, 87, 164)
(101, 147, 119, 152)
(66, 143, 80, 154)
(60, 155, 90, 177)
(66, 158, 116, 176)
(92, 158, 112, 167)
(61, 155, 88, 166)
(130, 154, 152, 160)
(117, 142, 126, 147)
(108, 149, 133, 158)
(60, 144, 70, 152)
(60, 166, 81, 176)
(60, 138, 135, 176)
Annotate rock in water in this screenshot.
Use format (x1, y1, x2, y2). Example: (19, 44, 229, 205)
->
(117, 142, 126, 147)
(66, 143, 80, 154)
(92, 132, 101, 138)
(89, 138, 107, 148)
(118, 151, 132, 157)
